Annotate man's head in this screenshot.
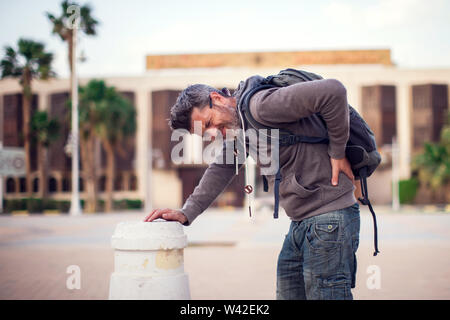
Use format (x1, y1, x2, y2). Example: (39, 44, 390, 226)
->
(169, 84, 239, 139)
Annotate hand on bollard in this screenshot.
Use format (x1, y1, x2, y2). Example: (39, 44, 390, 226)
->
(143, 208, 188, 224)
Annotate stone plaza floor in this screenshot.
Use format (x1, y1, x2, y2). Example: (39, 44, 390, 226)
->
(0, 205, 449, 300)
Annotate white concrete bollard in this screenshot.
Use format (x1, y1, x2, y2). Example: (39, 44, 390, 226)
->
(109, 220, 191, 300)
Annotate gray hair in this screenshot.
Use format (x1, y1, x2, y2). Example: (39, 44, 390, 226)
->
(169, 84, 226, 131)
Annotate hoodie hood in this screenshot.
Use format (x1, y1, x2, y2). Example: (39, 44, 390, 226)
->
(232, 75, 268, 217)
(233, 75, 266, 112)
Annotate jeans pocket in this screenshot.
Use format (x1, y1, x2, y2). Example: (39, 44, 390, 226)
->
(306, 221, 342, 252)
(318, 274, 353, 300)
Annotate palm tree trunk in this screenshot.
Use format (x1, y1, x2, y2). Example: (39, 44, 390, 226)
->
(80, 134, 97, 213)
(22, 71, 32, 197)
(92, 137, 99, 211)
(87, 135, 98, 212)
(38, 142, 49, 199)
(79, 137, 88, 209)
(103, 140, 115, 212)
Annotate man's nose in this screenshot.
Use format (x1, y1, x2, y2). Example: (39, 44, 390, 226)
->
(205, 128, 220, 140)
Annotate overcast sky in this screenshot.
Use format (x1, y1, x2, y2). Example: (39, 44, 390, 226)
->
(1, 0, 449, 78)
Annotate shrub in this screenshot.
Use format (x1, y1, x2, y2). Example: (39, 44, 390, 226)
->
(26, 198, 44, 213)
(2, 197, 143, 213)
(398, 178, 419, 204)
(57, 201, 71, 213)
(3, 199, 26, 212)
(125, 199, 142, 209)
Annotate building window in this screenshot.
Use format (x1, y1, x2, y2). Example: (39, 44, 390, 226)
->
(6, 178, 15, 193)
(114, 175, 122, 191)
(62, 177, 70, 192)
(33, 178, 39, 193)
(48, 177, 57, 193)
(99, 176, 106, 192)
(129, 175, 137, 191)
(19, 177, 26, 193)
(361, 85, 397, 147)
(412, 84, 449, 151)
(79, 178, 84, 192)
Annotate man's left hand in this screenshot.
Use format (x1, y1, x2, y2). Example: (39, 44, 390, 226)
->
(330, 157, 355, 186)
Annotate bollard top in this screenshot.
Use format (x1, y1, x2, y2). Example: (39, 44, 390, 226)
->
(111, 220, 188, 250)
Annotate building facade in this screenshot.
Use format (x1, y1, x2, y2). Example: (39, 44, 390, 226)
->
(1, 49, 449, 209)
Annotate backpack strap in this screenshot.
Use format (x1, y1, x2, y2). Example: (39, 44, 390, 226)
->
(239, 71, 381, 256)
(241, 83, 331, 220)
(262, 175, 269, 192)
(357, 166, 380, 256)
(280, 134, 329, 146)
(273, 167, 282, 219)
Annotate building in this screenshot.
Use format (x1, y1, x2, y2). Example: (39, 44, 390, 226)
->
(1, 49, 449, 210)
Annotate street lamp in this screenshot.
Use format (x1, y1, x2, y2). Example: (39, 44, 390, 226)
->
(69, 17, 82, 216)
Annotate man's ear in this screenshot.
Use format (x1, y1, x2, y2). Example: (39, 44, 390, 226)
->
(210, 91, 226, 105)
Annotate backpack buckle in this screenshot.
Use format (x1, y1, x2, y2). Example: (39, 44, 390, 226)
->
(358, 197, 369, 205)
(265, 75, 274, 84)
(280, 135, 296, 146)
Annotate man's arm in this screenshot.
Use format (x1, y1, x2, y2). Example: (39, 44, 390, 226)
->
(180, 162, 240, 225)
(144, 138, 245, 225)
(250, 78, 349, 159)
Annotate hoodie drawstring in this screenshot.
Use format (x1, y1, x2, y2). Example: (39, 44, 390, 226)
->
(237, 103, 253, 217)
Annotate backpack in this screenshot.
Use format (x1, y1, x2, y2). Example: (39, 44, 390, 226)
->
(239, 68, 382, 256)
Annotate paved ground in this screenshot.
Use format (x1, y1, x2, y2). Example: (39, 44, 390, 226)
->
(0, 205, 449, 300)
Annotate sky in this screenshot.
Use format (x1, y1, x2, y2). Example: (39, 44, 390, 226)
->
(0, 0, 449, 78)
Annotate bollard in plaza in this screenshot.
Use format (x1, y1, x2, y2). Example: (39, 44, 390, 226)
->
(108, 220, 191, 300)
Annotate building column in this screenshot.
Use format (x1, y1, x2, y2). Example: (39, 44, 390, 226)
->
(347, 83, 362, 113)
(123, 171, 130, 191)
(135, 89, 151, 209)
(396, 83, 412, 179)
(38, 92, 48, 112)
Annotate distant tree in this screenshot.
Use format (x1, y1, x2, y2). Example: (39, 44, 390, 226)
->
(46, 0, 98, 77)
(412, 111, 450, 202)
(30, 111, 60, 199)
(75, 80, 103, 213)
(47, 1, 99, 211)
(96, 84, 136, 212)
(0, 39, 54, 195)
(76, 80, 135, 212)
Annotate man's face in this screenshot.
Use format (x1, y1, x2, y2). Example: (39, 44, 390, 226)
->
(190, 93, 239, 140)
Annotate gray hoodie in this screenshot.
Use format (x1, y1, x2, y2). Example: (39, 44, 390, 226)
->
(181, 75, 356, 225)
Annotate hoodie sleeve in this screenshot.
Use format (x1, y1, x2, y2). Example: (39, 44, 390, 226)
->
(250, 78, 349, 159)
(180, 139, 246, 226)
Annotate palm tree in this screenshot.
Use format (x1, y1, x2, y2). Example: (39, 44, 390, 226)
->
(47, 1, 98, 212)
(76, 80, 104, 212)
(96, 85, 136, 212)
(0, 39, 54, 196)
(76, 80, 136, 212)
(30, 111, 60, 199)
(413, 111, 450, 202)
(46, 0, 98, 77)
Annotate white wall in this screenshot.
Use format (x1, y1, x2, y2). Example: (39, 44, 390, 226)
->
(1, 64, 449, 207)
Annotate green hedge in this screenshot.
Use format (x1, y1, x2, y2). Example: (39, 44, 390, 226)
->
(397, 178, 419, 204)
(2, 198, 142, 213)
(114, 199, 142, 210)
(2, 198, 71, 213)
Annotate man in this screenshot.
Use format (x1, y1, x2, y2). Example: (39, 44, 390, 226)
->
(144, 74, 360, 300)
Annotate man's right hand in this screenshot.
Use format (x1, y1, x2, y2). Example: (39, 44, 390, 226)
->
(143, 208, 188, 224)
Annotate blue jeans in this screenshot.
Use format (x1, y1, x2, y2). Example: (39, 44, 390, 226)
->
(276, 202, 360, 300)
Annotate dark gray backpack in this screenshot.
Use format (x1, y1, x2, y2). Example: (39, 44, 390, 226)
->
(239, 68, 382, 256)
